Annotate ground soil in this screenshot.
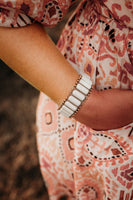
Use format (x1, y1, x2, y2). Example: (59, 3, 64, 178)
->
(0, 2, 80, 200)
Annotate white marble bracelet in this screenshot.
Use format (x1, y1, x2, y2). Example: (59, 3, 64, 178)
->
(58, 74, 92, 118)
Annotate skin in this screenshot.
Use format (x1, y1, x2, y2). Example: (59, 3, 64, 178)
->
(0, 23, 133, 130)
(74, 88, 133, 130)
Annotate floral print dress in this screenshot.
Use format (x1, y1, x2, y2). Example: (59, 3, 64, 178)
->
(0, 0, 133, 199)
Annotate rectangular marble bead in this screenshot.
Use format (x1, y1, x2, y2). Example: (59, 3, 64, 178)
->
(59, 107, 70, 117)
(65, 101, 77, 111)
(81, 79, 92, 90)
(79, 79, 92, 90)
(62, 105, 74, 115)
(72, 89, 85, 101)
(61, 110, 70, 118)
(60, 105, 73, 117)
(82, 75, 91, 83)
(76, 83, 88, 95)
(87, 79, 92, 88)
(68, 96, 81, 106)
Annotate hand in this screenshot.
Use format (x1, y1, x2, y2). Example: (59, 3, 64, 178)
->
(74, 88, 133, 130)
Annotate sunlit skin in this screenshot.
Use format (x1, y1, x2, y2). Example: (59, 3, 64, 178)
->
(0, 23, 133, 130)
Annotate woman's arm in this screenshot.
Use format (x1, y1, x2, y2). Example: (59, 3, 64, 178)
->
(74, 88, 133, 130)
(0, 23, 79, 105)
(0, 23, 132, 130)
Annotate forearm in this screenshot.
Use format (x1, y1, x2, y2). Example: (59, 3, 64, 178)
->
(0, 23, 132, 130)
(0, 23, 79, 105)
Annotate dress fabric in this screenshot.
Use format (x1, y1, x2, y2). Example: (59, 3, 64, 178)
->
(0, 0, 133, 199)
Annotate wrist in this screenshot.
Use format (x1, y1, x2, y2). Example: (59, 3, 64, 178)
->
(58, 73, 93, 118)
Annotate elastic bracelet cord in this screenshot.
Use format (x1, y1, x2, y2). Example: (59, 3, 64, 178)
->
(58, 74, 93, 118)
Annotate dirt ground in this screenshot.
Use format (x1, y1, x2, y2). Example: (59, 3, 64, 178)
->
(0, 2, 80, 200)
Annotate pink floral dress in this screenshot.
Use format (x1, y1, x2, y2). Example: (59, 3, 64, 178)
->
(0, 0, 133, 199)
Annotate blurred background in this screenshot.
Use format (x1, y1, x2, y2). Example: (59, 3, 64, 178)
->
(0, 2, 80, 200)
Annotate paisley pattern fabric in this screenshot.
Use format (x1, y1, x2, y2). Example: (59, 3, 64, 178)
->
(0, 0, 76, 27)
(0, 0, 133, 199)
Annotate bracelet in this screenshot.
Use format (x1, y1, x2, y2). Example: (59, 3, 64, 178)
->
(58, 74, 92, 118)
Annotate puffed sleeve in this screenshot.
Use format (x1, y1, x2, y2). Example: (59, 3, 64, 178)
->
(0, 0, 77, 27)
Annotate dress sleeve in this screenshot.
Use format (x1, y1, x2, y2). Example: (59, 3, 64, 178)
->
(0, 0, 77, 27)
(101, 0, 133, 29)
